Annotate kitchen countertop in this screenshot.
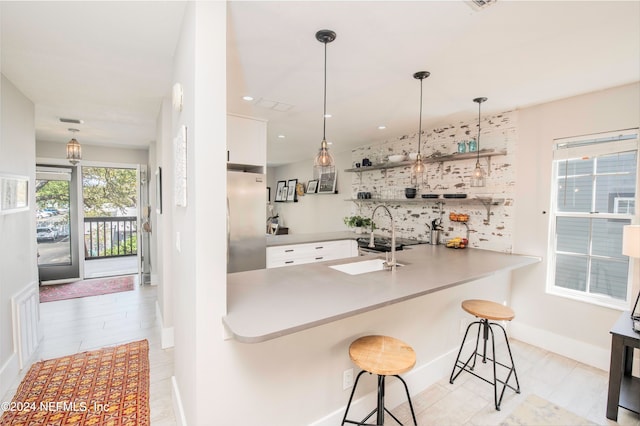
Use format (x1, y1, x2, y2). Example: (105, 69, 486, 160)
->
(224, 244, 540, 343)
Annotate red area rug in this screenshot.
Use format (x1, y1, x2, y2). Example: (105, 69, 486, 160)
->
(39, 275, 135, 303)
(0, 340, 150, 426)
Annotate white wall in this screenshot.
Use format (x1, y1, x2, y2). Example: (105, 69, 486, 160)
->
(268, 151, 353, 234)
(170, 2, 227, 424)
(150, 99, 174, 349)
(0, 75, 38, 398)
(511, 82, 640, 370)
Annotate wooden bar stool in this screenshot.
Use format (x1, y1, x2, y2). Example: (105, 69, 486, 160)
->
(449, 299, 520, 410)
(342, 335, 418, 426)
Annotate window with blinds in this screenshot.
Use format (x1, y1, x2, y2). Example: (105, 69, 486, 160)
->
(548, 129, 638, 308)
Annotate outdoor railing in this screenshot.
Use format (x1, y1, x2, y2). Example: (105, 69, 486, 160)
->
(84, 216, 138, 259)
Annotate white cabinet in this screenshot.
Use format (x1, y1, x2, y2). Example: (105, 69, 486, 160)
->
(266, 240, 358, 269)
(227, 114, 267, 168)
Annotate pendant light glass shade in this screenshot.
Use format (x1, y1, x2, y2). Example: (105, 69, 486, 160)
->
(313, 30, 336, 179)
(314, 139, 334, 169)
(411, 71, 430, 188)
(470, 97, 487, 187)
(66, 128, 81, 165)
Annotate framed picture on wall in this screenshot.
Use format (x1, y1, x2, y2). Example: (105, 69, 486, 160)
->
(274, 180, 286, 202)
(286, 179, 298, 202)
(306, 179, 318, 194)
(317, 171, 337, 194)
(0, 174, 29, 214)
(155, 167, 163, 214)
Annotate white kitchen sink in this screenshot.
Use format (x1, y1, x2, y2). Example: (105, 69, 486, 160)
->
(329, 258, 403, 275)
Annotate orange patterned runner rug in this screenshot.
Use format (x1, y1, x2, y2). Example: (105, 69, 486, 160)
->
(0, 340, 149, 426)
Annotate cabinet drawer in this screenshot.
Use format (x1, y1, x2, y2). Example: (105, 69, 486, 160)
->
(267, 256, 328, 269)
(266, 240, 357, 268)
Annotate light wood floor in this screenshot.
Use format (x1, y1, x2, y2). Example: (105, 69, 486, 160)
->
(2, 282, 639, 425)
(1, 279, 177, 426)
(388, 339, 640, 426)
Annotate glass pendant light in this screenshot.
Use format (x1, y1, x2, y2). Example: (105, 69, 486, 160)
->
(411, 71, 430, 188)
(470, 97, 487, 187)
(66, 128, 82, 165)
(313, 29, 337, 179)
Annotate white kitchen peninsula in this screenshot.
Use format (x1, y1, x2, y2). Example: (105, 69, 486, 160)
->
(224, 244, 539, 343)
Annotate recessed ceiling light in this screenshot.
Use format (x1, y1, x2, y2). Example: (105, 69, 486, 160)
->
(378, 125, 387, 130)
(324, 114, 332, 118)
(277, 134, 286, 139)
(327, 141, 333, 145)
(242, 96, 254, 101)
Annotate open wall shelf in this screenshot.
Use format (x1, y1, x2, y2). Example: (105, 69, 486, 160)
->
(344, 149, 507, 173)
(346, 196, 505, 223)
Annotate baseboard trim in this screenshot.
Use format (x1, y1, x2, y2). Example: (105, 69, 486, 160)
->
(309, 347, 459, 426)
(510, 320, 610, 371)
(155, 300, 174, 349)
(171, 375, 187, 426)
(0, 352, 19, 399)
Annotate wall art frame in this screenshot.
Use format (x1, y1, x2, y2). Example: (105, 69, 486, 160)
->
(275, 180, 286, 202)
(155, 167, 163, 214)
(286, 179, 298, 202)
(306, 179, 318, 194)
(174, 125, 188, 207)
(317, 171, 337, 194)
(0, 174, 29, 215)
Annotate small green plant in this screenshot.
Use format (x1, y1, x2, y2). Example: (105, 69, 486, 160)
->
(343, 215, 372, 229)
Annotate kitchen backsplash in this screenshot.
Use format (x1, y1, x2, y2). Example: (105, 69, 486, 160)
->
(349, 110, 517, 253)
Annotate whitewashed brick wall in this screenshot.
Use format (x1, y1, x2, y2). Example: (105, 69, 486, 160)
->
(348, 110, 518, 253)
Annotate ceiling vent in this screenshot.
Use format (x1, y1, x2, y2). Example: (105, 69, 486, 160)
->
(255, 98, 294, 112)
(465, 0, 497, 11)
(59, 117, 84, 124)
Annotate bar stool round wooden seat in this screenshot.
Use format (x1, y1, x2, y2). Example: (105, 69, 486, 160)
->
(449, 299, 520, 411)
(342, 335, 417, 426)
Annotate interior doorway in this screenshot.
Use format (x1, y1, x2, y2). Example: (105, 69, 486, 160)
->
(36, 165, 81, 283)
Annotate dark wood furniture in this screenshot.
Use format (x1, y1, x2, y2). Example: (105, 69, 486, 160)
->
(606, 311, 640, 420)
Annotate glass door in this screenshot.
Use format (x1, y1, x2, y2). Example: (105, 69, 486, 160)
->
(36, 165, 80, 282)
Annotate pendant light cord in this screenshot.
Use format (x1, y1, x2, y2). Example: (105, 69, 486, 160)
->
(322, 41, 327, 142)
(476, 100, 481, 163)
(418, 79, 423, 155)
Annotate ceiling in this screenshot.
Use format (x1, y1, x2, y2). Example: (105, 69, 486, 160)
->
(2, 1, 639, 167)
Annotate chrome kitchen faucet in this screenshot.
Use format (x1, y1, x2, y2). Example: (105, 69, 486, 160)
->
(369, 205, 397, 271)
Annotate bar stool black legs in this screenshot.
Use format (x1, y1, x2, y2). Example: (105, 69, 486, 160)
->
(342, 335, 418, 425)
(341, 371, 417, 425)
(449, 317, 520, 410)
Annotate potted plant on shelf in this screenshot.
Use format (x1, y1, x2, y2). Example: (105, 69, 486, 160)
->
(344, 215, 373, 234)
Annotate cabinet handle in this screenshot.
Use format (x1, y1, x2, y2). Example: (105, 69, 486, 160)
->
(285, 260, 294, 264)
(315, 257, 323, 260)
(227, 150, 230, 162)
(285, 249, 294, 252)
(315, 246, 324, 250)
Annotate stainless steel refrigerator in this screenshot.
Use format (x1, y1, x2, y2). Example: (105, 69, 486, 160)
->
(227, 170, 266, 273)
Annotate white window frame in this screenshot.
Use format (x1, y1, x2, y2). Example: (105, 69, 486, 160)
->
(547, 129, 639, 310)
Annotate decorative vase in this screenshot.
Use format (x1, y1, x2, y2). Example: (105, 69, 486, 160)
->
(457, 142, 467, 153)
(355, 227, 363, 234)
(468, 139, 477, 152)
